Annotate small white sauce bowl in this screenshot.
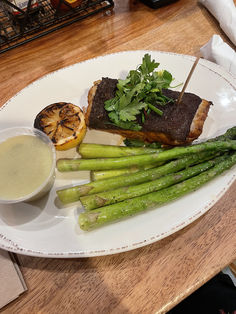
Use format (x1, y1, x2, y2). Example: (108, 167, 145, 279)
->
(0, 127, 56, 204)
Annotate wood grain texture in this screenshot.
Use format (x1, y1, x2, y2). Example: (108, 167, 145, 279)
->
(1, 0, 236, 313)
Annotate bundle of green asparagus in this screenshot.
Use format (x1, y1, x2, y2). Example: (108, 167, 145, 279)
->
(56, 127, 236, 231)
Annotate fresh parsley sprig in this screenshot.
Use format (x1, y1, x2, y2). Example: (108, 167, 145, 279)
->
(104, 54, 174, 131)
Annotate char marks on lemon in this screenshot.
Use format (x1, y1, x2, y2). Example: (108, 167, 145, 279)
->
(34, 102, 86, 150)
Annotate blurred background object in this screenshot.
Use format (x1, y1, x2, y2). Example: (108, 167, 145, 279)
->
(0, 0, 114, 54)
(140, 0, 179, 9)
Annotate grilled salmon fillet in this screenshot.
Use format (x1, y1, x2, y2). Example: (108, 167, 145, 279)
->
(85, 77, 212, 146)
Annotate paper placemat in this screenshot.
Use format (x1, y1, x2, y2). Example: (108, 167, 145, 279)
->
(0, 249, 27, 309)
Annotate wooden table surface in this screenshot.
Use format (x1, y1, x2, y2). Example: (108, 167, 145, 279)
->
(1, 0, 236, 313)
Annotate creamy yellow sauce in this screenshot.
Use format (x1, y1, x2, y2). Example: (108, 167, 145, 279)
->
(0, 135, 53, 200)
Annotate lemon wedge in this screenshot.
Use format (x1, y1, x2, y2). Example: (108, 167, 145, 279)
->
(34, 102, 86, 150)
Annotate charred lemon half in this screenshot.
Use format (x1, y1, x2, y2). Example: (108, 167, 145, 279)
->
(34, 102, 86, 151)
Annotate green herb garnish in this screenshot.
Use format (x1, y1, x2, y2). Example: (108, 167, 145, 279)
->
(123, 138, 162, 148)
(104, 54, 174, 131)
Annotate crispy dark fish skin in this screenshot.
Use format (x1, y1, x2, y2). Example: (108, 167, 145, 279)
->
(86, 78, 212, 146)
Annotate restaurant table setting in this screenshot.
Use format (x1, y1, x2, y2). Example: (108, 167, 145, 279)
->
(0, 0, 235, 313)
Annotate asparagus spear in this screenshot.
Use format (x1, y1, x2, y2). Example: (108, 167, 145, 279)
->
(57, 140, 236, 172)
(81, 155, 226, 210)
(90, 127, 236, 181)
(210, 126, 236, 142)
(78, 143, 163, 158)
(91, 167, 142, 181)
(91, 164, 158, 181)
(57, 151, 215, 204)
(79, 152, 236, 230)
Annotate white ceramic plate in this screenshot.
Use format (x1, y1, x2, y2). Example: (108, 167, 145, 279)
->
(0, 50, 236, 258)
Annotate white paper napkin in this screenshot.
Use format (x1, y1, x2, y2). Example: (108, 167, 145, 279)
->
(200, 35, 236, 76)
(199, 0, 236, 46)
